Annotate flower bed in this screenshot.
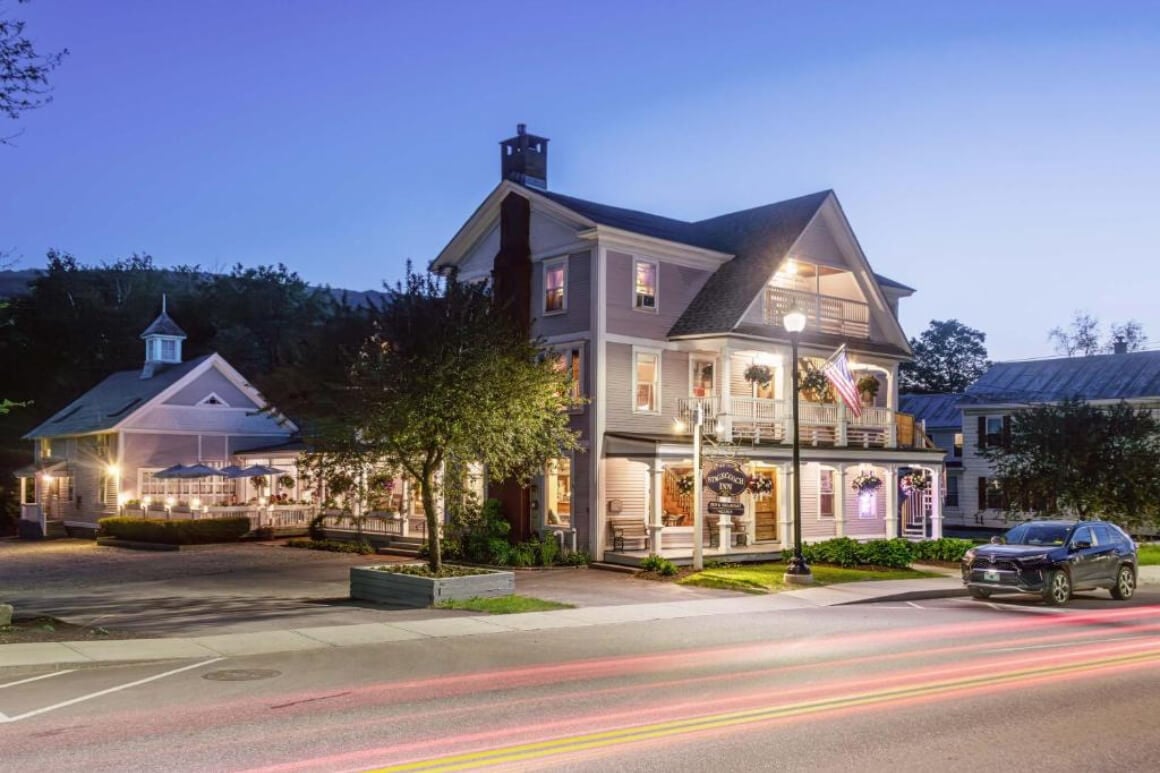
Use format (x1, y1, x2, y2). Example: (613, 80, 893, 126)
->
(350, 564, 515, 607)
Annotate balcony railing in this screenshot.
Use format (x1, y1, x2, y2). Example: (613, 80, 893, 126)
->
(764, 287, 870, 339)
(675, 396, 901, 448)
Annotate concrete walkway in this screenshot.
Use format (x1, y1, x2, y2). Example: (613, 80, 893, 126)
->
(0, 577, 965, 669)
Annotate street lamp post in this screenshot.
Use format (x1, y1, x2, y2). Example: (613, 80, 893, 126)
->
(783, 308, 813, 584)
(692, 402, 705, 571)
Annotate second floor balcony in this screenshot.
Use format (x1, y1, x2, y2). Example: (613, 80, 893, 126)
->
(676, 395, 932, 450)
(764, 286, 870, 339)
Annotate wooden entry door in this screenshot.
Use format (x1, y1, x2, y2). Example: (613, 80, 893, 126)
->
(753, 472, 777, 542)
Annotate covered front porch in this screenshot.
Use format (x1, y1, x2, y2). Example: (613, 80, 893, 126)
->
(602, 435, 945, 565)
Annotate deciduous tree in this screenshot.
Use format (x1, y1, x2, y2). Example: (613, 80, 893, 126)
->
(900, 319, 990, 394)
(1, 0, 68, 142)
(979, 398, 1160, 530)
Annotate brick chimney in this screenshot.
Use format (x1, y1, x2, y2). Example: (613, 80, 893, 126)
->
(499, 123, 549, 190)
(1113, 336, 1128, 354)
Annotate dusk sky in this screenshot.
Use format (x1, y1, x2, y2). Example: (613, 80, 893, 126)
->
(3, 0, 1158, 361)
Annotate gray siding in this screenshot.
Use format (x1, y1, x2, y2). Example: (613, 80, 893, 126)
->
(166, 369, 258, 408)
(605, 342, 687, 435)
(532, 250, 592, 338)
(605, 250, 712, 338)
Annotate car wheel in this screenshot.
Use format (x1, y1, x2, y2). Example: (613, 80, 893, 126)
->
(1110, 565, 1136, 600)
(1042, 569, 1071, 606)
(968, 587, 991, 600)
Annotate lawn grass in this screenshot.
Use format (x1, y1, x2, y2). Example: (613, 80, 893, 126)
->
(435, 595, 575, 614)
(1137, 543, 1160, 566)
(679, 562, 942, 594)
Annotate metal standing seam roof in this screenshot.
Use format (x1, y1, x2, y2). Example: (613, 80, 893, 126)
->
(533, 187, 910, 349)
(23, 355, 212, 439)
(962, 350, 1160, 405)
(898, 393, 964, 430)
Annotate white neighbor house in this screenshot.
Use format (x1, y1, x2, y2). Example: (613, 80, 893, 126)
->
(431, 126, 947, 565)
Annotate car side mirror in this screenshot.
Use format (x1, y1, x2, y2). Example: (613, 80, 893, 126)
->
(1071, 539, 1092, 551)
(990, 536, 1004, 545)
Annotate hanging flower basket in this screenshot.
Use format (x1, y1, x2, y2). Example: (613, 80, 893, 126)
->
(277, 475, 296, 490)
(744, 364, 773, 386)
(852, 471, 882, 494)
(747, 475, 774, 496)
(901, 469, 932, 496)
(676, 475, 695, 496)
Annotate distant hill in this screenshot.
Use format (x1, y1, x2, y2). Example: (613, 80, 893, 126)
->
(0, 269, 387, 306)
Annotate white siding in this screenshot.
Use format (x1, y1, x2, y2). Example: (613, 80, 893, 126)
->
(604, 457, 650, 526)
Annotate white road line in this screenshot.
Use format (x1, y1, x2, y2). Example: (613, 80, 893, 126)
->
(0, 670, 76, 691)
(0, 658, 224, 724)
(905, 601, 924, 609)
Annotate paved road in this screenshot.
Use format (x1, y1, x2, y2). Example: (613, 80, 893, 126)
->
(3, 589, 1159, 771)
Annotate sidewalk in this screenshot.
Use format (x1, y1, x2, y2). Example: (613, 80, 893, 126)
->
(0, 577, 964, 669)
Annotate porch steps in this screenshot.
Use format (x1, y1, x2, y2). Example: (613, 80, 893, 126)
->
(377, 535, 426, 558)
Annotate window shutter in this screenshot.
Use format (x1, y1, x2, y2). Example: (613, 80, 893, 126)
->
(977, 416, 986, 448)
(977, 476, 987, 510)
(1002, 416, 1012, 448)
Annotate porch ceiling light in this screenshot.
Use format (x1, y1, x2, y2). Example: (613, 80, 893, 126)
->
(783, 307, 807, 334)
(41, 473, 54, 483)
(106, 463, 120, 476)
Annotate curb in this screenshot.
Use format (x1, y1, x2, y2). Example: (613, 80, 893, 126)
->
(837, 588, 970, 604)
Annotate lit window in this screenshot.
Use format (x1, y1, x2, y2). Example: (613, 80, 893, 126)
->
(634, 259, 657, 310)
(819, 469, 834, 517)
(551, 347, 584, 403)
(691, 359, 714, 398)
(953, 432, 963, 458)
(544, 259, 566, 313)
(545, 457, 572, 528)
(635, 351, 660, 413)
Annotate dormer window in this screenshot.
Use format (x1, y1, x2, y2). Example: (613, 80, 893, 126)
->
(544, 258, 567, 314)
(634, 258, 657, 311)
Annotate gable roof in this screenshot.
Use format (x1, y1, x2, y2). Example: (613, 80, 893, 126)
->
(963, 350, 1160, 406)
(24, 355, 213, 439)
(899, 393, 963, 430)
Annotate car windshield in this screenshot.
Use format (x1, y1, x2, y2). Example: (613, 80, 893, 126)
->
(1004, 523, 1070, 546)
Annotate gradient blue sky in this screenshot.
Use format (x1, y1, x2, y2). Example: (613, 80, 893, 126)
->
(4, 0, 1158, 361)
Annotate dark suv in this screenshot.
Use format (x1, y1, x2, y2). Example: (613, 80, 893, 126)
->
(961, 520, 1137, 606)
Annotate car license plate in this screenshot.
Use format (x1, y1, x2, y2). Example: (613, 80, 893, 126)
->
(983, 569, 1000, 582)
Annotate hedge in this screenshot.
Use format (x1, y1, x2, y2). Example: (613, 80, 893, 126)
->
(98, 516, 251, 545)
(799, 537, 974, 569)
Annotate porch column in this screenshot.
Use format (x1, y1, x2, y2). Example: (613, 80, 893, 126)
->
(716, 513, 733, 553)
(834, 463, 847, 537)
(884, 465, 898, 539)
(929, 465, 943, 539)
(649, 460, 664, 553)
(719, 347, 733, 442)
(779, 463, 793, 547)
(836, 401, 848, 447)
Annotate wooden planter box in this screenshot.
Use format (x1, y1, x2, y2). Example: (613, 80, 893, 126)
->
(350, 565, 515, 607)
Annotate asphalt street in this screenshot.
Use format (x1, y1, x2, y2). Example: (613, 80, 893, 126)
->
(3, 589, 1160, 772)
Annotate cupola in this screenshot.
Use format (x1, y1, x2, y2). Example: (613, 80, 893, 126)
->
(140, 295, 186, 378)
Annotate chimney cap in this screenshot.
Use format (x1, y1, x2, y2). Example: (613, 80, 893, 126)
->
(517, 123, 526, 135)
(1113, 336, 1128, 354)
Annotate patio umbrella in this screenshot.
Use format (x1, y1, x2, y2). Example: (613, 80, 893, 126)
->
(175, 463, 222, 479)
(152, 464, 188, 479)
(239, 465, 287, 477)
(217, 465, 249, 478)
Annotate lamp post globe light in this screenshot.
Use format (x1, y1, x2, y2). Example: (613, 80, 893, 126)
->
(782, 307, 813, 584)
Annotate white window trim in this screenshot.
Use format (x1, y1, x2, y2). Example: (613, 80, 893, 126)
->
(817, 465, 836, 519)
(632, 346, 663, 415)
(543, 256, 568, 316)
(632, 257, 659, 313)
(196, 392, 231, 407)
(688, 355, 716, 399)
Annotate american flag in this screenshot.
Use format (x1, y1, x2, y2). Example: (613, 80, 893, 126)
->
(822, 345, 862, 418)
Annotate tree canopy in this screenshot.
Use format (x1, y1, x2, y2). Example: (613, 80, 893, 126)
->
(276, 268, 583, 571)
(979, 398, 1160, 531)
(900, 319, 991, 394)
(1, 0, 68, 141)
(1048, 311, 1148, 357)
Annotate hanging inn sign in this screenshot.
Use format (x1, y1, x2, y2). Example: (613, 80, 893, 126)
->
(705, 460, 747, 517)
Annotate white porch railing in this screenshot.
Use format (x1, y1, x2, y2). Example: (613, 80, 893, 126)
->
(675, 397, 898, 447)
(763, 287, 870, 339)
(321, 512, 405, 537)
